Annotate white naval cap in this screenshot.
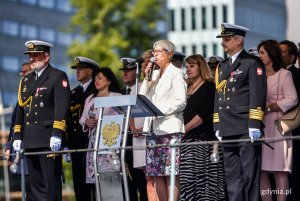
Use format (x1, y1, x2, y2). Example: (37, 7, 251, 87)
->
(216, 23, 250, 38)
(205, 56, 224, 64)
(119, 57, 139, 70)
(248, 47, 259, 56)
(172, 51, 186, 62)
(24, 40, 53, 54)
(70, 56, 99, 71)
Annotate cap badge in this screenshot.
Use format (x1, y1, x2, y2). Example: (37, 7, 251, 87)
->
(210, 57, 217, 64)
(75, 58, 80, 64)
(221, 25, 225, 33)
(28, 42, 34, 50)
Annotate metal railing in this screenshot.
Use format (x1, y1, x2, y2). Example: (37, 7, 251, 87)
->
(0, 134, 299, 201)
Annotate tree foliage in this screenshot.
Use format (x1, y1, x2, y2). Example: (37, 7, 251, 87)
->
(68, 0, 165, 69)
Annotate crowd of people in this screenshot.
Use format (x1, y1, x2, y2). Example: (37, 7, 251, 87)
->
(5, 22, 300, 201)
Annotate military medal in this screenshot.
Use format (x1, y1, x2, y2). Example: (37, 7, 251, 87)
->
(40, 101, 44, 107)
(232, 87, 236, 92)
(229, 77, 234, 82)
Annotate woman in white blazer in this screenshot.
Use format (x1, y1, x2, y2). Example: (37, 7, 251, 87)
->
(139, 40, 187, 201)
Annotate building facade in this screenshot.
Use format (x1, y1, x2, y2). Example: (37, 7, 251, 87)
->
(167, 0, 286, 58)
(0, 0, 75, 107)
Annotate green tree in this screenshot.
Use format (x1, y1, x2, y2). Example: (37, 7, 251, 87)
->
(68, 0, 165, 69)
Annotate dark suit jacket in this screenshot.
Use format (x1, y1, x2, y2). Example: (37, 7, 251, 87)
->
(213, 50, 267, 136)
(288, 65, 300, 100)
(67, 81, 96, 149)
(288, 65, 300, 135)
(14, 65, 70, 149)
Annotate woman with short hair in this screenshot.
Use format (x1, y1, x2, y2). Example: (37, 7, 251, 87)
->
(139, 39, 187, 201)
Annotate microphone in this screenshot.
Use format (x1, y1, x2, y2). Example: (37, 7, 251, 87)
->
(147, 57, 155, 81)
(10, 151, 20, 174)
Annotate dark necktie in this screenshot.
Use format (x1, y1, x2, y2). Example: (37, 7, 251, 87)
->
(229, 57, 232, 66)
(79, 85, 84, 94)
(126, 87, 131, 95)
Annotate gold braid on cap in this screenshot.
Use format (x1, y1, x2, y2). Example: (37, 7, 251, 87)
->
(215, 64, 227, 95)
(249, 107, 264, 121)
(17, 78, 32, 108)
(53, 120, 67, 132)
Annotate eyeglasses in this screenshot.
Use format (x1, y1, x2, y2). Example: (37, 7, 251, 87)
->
(152, 49, 167, 55)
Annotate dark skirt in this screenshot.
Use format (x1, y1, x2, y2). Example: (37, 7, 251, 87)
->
(180, 136, 226, 201)
(146, 133, 182, 176)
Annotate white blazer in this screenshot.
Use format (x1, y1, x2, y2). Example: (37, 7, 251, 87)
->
(139, 63, 187, 135)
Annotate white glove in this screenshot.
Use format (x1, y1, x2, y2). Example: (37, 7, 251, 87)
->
(215, 130, 222, 142)
(13, 140, 22, 151)
(63, 147, 71, 163)
(50, 136, 61, 152)
(210, 152, 220, 163)
(249, 128, 261, 143)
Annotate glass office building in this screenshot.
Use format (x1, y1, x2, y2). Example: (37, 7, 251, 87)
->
(167, 0, 286, 58)
(0, 0, 75, 107)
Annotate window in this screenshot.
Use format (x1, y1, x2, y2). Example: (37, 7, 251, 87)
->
(169, 9, 175, 31)
(182, 46, 186, 55)
(21, 0, 37, 5)
(39, 0, 54, 9)
(191, 7, 196, 30)
(213, 43, 218, 55)
(2, 56, 19, 73)
(192, 45, 197, 54)
(181, 8, 185, 31)
(57, 32, 72, 46)
(212, 6, 217, 28)
(201, 7, 207, 29)
(3, 91, 17, 107)
(202, 44, 207, 58)
(222, 5, 228, 23)
(57, 0, 72, 13)
(21, 24, 37, 38)
(40, 27, 55, 42)
(2, 20, 18, 36)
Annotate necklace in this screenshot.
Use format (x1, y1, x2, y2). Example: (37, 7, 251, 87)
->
(187, 79, 204, 96)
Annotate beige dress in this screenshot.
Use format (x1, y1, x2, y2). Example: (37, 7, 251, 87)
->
(262, 69, 298, 172)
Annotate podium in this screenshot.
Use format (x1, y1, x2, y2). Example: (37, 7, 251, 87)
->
(93, 94, 163, 201)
